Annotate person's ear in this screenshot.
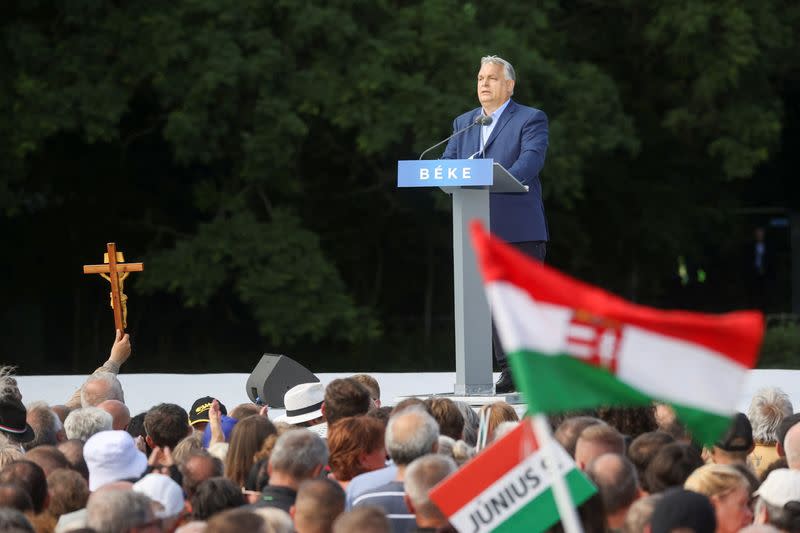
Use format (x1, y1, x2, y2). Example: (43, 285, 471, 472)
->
(145, 435, 154, 449)
(311, 464, 324, 479)
(321, 403, 327, 419)
(289, 505, 296, 520)
(267, 462, 273, 477)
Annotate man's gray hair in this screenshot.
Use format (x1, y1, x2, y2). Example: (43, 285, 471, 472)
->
(586, 453, 639, 515)
(481, 55, 516, 81)
(753, 496, 800, 531)
(81, 372, 125, 407)
(386, 407, 440, 466)
(269, 429, 329, 480)
(747, 387, 793, 443)
(455, 401, 479, 447)
(621, 493, 663, 533)
(23, 402, 62, 451)
(64, 407, 113, 442)
(87, 490, 154, 533)
(405, 454, 457, 520)
(0, 366, 21, 402)
(0, 508, 34, 533)
(0, 444, 24, 468)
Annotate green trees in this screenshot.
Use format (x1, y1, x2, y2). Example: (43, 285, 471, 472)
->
(1, 0, 798, 371)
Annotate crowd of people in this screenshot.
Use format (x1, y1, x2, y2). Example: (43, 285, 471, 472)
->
(1, 331, 800, 533)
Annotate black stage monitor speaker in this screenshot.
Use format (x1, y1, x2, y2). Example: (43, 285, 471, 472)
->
(246, 354, 319, 408)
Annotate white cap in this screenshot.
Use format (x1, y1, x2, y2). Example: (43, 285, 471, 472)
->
(84, 430, 148, 491)
(755, 469, 800, 507)
(133, 473, 185, 519)
(275, 382, 324, 425)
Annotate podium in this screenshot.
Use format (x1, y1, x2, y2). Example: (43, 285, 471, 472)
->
(398, 159, 528, 395)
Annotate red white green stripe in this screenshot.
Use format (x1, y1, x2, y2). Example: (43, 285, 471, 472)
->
(470, 222, 764, 445)
(429, 420, 595, 533)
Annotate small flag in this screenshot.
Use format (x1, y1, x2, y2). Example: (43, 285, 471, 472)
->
(470, 222, 764, 444)
(429, 420, 595, 532)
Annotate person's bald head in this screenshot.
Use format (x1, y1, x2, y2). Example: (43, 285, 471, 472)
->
(386, 408, 440, 467)
(292, 478, 345, 533)
(783, 421, 800, 469)
(98, 400, 131, 431)
(180, 452, 224, 499)
(24, 445, 69, 476)
(575, 424, 625, 470)
(80, 372, 124, 407)
(555, 417, 605, 458)
(586, 454, 640, 518)
(57, 439, 89, 481)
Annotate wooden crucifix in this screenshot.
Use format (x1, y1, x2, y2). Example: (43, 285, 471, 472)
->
(83, 243, 144, 332)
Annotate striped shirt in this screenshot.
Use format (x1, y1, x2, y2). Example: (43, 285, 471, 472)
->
(352, 480, 415, 533)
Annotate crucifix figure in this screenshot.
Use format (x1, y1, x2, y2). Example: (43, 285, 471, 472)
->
(83, 243, 144, 332)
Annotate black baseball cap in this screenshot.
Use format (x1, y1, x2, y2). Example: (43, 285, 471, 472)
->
(716, 412, 754, 452)
(188, 396, 227, 426)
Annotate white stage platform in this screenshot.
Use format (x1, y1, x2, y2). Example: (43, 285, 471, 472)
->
(14, 369, 800, 419)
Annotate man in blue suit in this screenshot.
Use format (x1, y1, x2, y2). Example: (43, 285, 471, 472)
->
(443, 55, 549, 393)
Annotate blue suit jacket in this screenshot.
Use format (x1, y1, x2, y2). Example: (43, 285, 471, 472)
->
(442, 99, 549, 243)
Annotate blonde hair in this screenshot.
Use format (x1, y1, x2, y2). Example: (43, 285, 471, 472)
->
(684, 464, 749, 498)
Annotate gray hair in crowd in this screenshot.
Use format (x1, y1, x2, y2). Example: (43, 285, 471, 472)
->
(87, 490, 154, 533)
(0, 367, 21, 402)
(269, 429, 328, 480)
(0, 445, 24, 468)
(454, 401, 479, 447)
(748, 387, 793, 443)
(587, 454, 639, 515)
(252, 507, 293, 533)
(621, 493, 663, 533)
(81, 372, 125, 407)
(23, 402, 62, 451)
(481, 55, 516, 82)
(64, 407, 113, 442)
(0, 508, 34, 533)
(405, 454, 457, 520)
(753, 497, 800, 532)
(386, 407, 439, 466)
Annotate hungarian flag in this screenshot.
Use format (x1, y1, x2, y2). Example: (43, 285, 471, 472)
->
(430, 419, 595, 532)
(470, 222, 764, 444)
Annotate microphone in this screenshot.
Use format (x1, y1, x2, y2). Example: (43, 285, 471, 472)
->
(419, 115, 493, 160)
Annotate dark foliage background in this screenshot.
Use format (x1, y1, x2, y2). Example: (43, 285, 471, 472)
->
(2, 0, 800, 374)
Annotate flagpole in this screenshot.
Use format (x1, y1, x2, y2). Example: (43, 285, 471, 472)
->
(531, 415, 584, 533)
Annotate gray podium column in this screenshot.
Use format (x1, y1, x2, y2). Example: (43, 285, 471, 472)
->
(452, 188, 493, 395)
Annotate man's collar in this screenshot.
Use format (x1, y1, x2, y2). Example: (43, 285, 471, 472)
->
(481, 98, 512, 119)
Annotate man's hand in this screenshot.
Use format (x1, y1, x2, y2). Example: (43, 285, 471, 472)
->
(109, 329, 132, 366)
(209, 399, 225, 445)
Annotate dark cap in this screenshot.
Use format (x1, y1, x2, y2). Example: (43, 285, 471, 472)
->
(188, 397, 227, 426)
(716, 412, 754, 452)
(650, 488, 716, 533)
(0, 397, 35, 443)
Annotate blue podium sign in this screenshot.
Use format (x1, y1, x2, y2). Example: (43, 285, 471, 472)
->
(397, 159, 493, 188)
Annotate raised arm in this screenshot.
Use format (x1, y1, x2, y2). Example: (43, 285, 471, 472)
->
(65, 329, 132, 409)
